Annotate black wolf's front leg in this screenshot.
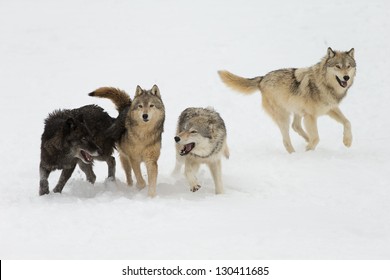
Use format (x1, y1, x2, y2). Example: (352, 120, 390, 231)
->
(53, 165, 76, 193)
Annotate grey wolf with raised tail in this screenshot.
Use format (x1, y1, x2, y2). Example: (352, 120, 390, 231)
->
(218, 47, 356, 153)
(89, 85, 165, 197)
(173, 107, 229, 194)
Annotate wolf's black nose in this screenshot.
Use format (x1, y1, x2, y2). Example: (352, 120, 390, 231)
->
(174, 136, 180, 143)
(142, 114, 148, 120)
(343, 75, 350, 81)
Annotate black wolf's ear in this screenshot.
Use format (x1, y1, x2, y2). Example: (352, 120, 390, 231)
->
(135, 85, 143, 97)
(151, 84, 161, 97)
(327, 47, 336, 58)
(65, 118, 76, 132)
(347, 48, 355, 58)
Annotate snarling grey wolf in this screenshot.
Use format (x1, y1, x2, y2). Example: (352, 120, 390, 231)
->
(39, 105, 124, 196)
(173, 107, 229, 194)
(90, 85, 165, 197)
(218, 47, 356, 153)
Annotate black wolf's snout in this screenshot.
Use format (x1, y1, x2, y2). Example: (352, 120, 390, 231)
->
(174, 136, 180, 143)
(142, 114, 149, 121)
(343, 75, 350, 81)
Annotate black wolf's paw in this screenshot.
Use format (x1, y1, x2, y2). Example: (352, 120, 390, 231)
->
(191, 185, 201, 192)
(39, 188, 49, 196)
(52, 187, 62, 193)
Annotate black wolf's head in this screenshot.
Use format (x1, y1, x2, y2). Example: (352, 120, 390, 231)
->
(63, 115, 101, 164)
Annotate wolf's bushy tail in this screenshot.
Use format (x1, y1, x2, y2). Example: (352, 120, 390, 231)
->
(89, 87, 131, 112)
(218, 70, 262, 94)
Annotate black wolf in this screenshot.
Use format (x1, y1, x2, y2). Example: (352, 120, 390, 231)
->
(39, 105, 127, 196)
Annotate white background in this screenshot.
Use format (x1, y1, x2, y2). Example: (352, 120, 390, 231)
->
(0, 0, 389, 260)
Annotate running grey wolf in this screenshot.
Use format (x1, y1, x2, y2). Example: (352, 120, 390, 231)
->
(173, 107, 229, 194)
(39, 105, 124, 196)
(218, 47, 356, 153)
(89, 85, 165, 197)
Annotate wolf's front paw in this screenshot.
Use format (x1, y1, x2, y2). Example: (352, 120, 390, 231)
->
(190, 185, 201, 192)
(137, 180, 146, 189)
(343, 133, 352, 147)
(39, 187, 49, 196)
(52, 186, 62, 193)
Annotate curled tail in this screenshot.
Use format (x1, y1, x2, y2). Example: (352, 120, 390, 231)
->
(218, 70, 262, 94)
(89, 87, 131, 112)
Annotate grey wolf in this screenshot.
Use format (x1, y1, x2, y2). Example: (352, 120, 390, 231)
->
(39, 105, 123, 196)
(89, 85, 165, 197)
(218, 47, 356, 153)
(173, 107, 229, 194)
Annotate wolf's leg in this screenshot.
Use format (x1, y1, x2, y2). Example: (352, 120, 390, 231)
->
(208, 160, 223, 194)
(39, 164, 51, 196)
(304, 115, 319, 151)
(120, 154, 133, 186)
(106, 156, 116, 180)
(292, 114, 309, 142)
(145, 160, 158, 197)
(327, 107, 352, 147)
(185, 161, 201, 192)
(78, 161, 96, 184)
(130, 158, 146, 189)
(172, 153, 183, 176)
(262, 96, 295, 153)
(53, 165, 76, 193)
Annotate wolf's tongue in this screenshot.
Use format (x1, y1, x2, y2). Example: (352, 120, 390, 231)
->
(184, 144, 192, 152)
(341, 80, 347, 87)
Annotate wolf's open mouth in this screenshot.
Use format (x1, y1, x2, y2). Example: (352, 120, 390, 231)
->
(80, 150, 94, 163)
(180, 143, 195, 156)
(336, 76, 348, 88)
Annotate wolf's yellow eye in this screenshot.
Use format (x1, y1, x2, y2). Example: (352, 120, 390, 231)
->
(191, 130, 197, 134)
(336, 65, 341, 69)
(150, 104, 154, 108)
(138, 105, 143, 109)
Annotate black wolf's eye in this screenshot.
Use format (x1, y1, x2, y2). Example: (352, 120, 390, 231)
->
(138, 105, 143, 109)
(82, 137, 87, 142)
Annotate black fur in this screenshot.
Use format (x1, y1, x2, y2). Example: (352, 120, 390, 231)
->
(39, 105, 125, 196)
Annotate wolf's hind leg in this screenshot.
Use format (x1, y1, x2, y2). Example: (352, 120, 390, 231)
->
(106, 156, 116, 180)
(262, 96, 295, 153)
(39, 165, 51, 196)
(208, 160, 223, 194)
(292, 114, 309, 142)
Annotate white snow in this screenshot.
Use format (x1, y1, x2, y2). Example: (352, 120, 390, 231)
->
(0, 0, 389, 259)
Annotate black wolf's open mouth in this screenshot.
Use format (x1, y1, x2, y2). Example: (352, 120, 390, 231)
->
(180, 143, 195, 156)
(336, 76, 348, 88)
(80, 150, 93, 163)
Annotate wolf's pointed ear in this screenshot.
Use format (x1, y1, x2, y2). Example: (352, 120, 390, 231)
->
(327, 47, 336, 58)
(65, 118, 76, 132)
(347, 48, 355, 58)
(151, 84, 161, 97)
(135, 85, 143, 97)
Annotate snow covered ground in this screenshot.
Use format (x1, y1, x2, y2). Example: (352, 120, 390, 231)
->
(0, 0, 389, 259)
